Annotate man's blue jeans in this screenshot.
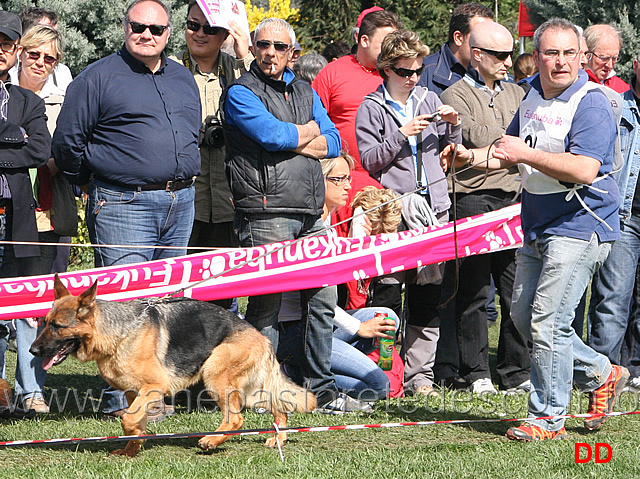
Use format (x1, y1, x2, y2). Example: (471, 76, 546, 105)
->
(87, 180, 195, 267)
(235, 212, 338, 405)
(511, 233, 612, 431)
(87, 180, 195, 413)
(589, 214, 640, 375)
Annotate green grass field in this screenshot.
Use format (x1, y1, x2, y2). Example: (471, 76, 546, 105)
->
(1, 311, 639, 478)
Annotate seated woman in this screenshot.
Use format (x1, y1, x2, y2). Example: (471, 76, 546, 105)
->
(278, 152, 399, 402)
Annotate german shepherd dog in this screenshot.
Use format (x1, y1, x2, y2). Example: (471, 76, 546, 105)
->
(30, 275, 316, 457)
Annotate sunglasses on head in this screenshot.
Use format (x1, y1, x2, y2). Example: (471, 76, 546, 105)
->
(255, 40, 292, 53)
(186, 20, 225, 36)
(25, 50, 57, 65)
(473, 46, 513, 62)
(129, 21, 168, 36)
(390, 65, 425, 78)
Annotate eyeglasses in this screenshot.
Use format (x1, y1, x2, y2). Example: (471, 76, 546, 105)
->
(25, 50, 57, 65)
(390, 65, 425, 78)
(129, 21, 169, 36)
(0, 41, 18, 54)
(587, 51, 619, 64)
(326, 175, 352, 185)
(255, 40, 292, 53)
(472, 47, 513, 62)
(539, 49, 579, 61)
(186, 20, 225, 36)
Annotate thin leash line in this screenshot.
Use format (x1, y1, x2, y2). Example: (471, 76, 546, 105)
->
(0, 408, 637, 448)
(167, 152, 490, 298)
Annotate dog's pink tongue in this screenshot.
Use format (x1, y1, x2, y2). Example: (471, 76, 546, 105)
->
(42, 356, 57, 371)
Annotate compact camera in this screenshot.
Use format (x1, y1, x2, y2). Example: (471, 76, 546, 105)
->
(199, 115, 225, 148)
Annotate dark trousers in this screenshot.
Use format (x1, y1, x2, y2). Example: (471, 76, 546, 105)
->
(435, 190, 530, 389)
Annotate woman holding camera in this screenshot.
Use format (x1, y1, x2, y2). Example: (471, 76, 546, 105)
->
(355, 30, 461, 396)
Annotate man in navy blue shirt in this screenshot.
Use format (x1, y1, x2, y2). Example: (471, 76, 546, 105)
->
(52, 0, 201, 420)
(417, 3, 493, 96)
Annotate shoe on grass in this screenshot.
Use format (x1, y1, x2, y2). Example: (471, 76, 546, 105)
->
(584, 364, 629, 430)
(506, 423, 567, 441)
(24, 396, 49, 414)
(469, 377, 497, 395)
(502, 379, 531, 396)
(622, 375, 640, 393)
(315, 392, 373, 415)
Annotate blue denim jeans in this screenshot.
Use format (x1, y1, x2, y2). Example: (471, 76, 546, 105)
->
(511, 233, 612, 431)
(87, 180, 195, 267)
(588, 214, 640, 372)
(0, 220, 57, 400)
(332, 307, 399, 401)
(87, 180, 195, 413)
(235, 212, 337, 404)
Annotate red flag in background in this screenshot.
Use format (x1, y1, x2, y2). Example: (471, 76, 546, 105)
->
(518, 1, 536, 37)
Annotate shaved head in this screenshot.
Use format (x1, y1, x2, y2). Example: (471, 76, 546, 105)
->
(469, 21, 513, 52)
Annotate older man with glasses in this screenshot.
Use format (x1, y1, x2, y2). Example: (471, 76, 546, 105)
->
(52, 0, 201, 421)
(584, 23, 630, 94)
(223, 18, 373, 414)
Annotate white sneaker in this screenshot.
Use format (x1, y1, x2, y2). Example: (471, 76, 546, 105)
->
(502, 379, 531, 396)
(622, 375, 640, 393)
(469, 378, 498, 395)
(315, 393, 374, 415)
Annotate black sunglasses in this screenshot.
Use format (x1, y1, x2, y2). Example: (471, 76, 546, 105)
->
(255, 40, 292, 53)
(390, 65, 425, 78)
(26, 50, 57, 65)
(129, 21, 169, 36)
(473, 46, 513, 62)
(186, 20, 225, 36)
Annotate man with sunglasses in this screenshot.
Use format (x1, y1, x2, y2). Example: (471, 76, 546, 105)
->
(171, 0, 252, 310)
(439, 21, 530, 396)
(584, 24, 629, 94)
(0, 10, 51, 413)
(52, 0, 201, 421)
(444, 18, 626, 441)
(223, 19, 372, 414)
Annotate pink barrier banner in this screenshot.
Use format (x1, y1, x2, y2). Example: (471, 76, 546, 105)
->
(0, 204, 523, 321)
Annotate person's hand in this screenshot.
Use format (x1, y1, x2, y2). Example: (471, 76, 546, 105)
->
(492, 134, 529, 166)
(399, 114, 434, 138)
(438, 104, 459, 126)
(306, 120, 321, 137)
(357, 316, 396, 339)
(349, 212, 372, 238)
(440, 143, 471, 171)
(227, 21, 250, 60)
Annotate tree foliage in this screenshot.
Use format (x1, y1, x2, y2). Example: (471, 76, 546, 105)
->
(0, 0, 188, 76)
(292, 0, 521, 57)
(246, 0, 298, 31)
(523, 0, 637, 81)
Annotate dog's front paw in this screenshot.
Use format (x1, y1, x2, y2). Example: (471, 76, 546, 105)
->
(264, 434, 286, 449)
(110, 440, 142, 457)
(198, 436, 224, 451)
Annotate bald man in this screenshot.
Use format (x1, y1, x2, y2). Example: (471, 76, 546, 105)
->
(437, 21, 530, 395)
(584, 24, 630, 93)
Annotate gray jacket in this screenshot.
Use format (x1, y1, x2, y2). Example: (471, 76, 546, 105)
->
(356, 85, 461, 215)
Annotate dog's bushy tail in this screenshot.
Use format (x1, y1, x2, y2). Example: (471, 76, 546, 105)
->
(255, 346, 316, 415)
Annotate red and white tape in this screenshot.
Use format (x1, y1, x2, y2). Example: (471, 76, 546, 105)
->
(1, 409, 638, 448)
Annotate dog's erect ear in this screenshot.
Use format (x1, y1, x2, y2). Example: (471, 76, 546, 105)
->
(76, 280, 98, 319)
(53, 274, 71, 300)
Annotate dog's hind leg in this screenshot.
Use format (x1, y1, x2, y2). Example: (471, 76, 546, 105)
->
(198, 369, 245, 451)
(111, 386, 164, 457)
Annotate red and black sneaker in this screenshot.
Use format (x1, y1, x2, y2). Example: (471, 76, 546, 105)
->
(506, 423, 567, 441)
(584, 364, 630, 431)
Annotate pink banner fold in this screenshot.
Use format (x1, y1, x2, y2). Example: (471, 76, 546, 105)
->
(0, 204, 523, 321)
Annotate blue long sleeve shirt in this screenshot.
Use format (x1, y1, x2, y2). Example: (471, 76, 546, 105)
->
(224, 68, 341, 157)
(52, 46, 202, 186)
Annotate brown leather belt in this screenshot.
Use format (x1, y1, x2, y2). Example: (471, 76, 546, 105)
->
(95, 176, 196, 192)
